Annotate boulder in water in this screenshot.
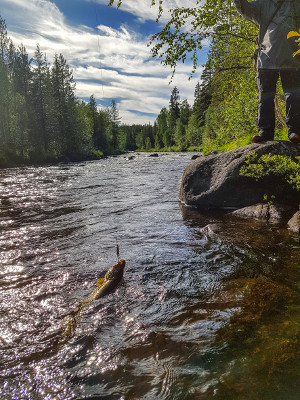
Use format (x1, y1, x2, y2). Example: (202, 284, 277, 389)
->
(180, 141, 300, 209)
(287, 211, 300, 233)
(191, 154, 202, 160)
(232, 203, 295, 221)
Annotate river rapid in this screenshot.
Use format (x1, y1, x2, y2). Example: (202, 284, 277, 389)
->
(0, 153, 299, 400)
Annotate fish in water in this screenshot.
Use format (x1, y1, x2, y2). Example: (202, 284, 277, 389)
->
(81, 259, 125, 304)
(62, 259, 125, 336)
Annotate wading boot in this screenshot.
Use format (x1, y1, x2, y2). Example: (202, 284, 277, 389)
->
(252, 133, 274, 143)
(289, 133, 300, 144)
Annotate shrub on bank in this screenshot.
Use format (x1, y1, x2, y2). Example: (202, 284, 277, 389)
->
(240, 152, 300, 191)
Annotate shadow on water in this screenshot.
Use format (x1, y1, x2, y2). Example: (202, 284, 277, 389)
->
(179, 206, 300, 400)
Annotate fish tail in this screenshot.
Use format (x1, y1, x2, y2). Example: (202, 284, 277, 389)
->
(61, 303, 84, 336)
(61, 315, 77, 336)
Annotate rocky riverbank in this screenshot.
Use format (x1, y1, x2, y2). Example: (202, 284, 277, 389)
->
(180, 141, 300, 232)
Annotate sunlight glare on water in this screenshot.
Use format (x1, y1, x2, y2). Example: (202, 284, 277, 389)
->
(0, 153, 299, 400)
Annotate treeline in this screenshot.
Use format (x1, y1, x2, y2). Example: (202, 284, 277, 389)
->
(1, 17, 85, 165)
(135, 26, 258, 153)
(136, 77, 212, 152)
(0, 16, 156, 167)
(1, 9, 289, 167)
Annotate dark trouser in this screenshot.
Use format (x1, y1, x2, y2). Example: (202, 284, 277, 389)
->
(257, 69, 300, 139)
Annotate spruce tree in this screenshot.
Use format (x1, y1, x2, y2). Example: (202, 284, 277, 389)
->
(31, 45, 49, 153)
(179, 99, 191, 126)
(157, 107, 170, 148)
(13, 44, 31, 158)
(0, 17, 10, 150)
(52, 53, 78, 157)
(108, 99, 121, 150)
(88, 94, 101, 148)
(193, 61, 212, 127)
(168, 86, 180, 142)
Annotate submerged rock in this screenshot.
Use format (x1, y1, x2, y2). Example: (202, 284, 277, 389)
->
(287, 211, 300, 233)
(232, 203, 296, 222)
(180, 141, 300, 209)
(199, 223, 222, 237)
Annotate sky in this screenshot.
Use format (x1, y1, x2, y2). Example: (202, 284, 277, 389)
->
(0, 0, 207, 124)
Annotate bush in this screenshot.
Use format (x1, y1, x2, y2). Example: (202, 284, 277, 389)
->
(92, 149, 104, 159)
(240, 152, 300, 191)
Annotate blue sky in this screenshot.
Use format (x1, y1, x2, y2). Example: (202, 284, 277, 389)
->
(0, 0, 208, 124)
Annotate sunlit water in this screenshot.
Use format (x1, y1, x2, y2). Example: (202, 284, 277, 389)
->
(0, 153, 299, 400)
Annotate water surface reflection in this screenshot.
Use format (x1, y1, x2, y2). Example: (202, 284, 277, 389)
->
(0, 154, 299, 399)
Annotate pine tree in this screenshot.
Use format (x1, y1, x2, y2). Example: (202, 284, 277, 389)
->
(0, 17, 10, 150)
(0, 16, 9, 59)
(143, 123, 154, 148)
(51, 53, 78, 157)
(108, 99, 121, 150)
(156, 107, 169, 148)
(186, 113, 203, 147)
(88, 95, 101, 148)
(168, 86, 180, 142)
(193, 61, 213, 127)
(194, 81, 201, 106)
(98, 109, 110, 151)
(174, 119, 186, 149)
(30, 44, 50, 153)
(121, 124, 138, 151)
(12, 44, 31, 158)
(179, 99, 191, 126)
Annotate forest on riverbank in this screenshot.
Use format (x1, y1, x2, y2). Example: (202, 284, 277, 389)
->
(0, 5, 289, 167)
(0, 15, 134, 167)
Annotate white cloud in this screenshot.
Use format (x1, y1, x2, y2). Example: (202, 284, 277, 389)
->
(1, 0, 66, 34)
(86, 0, 200, 23)
(0, 0, 204, 124)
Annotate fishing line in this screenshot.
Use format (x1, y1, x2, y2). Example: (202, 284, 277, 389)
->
(115, 240, 120, 261)
(94, 7, 105, 99)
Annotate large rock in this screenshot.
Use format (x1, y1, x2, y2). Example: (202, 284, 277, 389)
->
(180, 141, 300, 209)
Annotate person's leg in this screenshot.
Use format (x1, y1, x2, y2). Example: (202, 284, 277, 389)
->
(255, 69, 279, 141)
(280, 69, 300, 143)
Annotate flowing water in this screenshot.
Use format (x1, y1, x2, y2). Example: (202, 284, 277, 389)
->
(0, 153, 299, 400)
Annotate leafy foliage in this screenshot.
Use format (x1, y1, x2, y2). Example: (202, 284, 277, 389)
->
(124, 0, 290, 153)
(109, 0, 257, 76)
(240, 152, 300, 191)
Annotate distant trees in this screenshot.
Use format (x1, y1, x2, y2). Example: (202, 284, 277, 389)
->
(108, 0, 275, 152)
(168, 86, 180, 139)
(0, 15, 138, 166)
(140, 6, 267, 153)
(108, 99, 121, 150)
(147, 77, 212, 151)
(0, 15, 93, 166)
(2, 15, 192, 167)
(1, 2, 278, 165)
(0, 13, 217, 166)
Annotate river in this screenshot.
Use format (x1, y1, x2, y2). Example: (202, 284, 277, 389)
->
(0, 152, 299, 400)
